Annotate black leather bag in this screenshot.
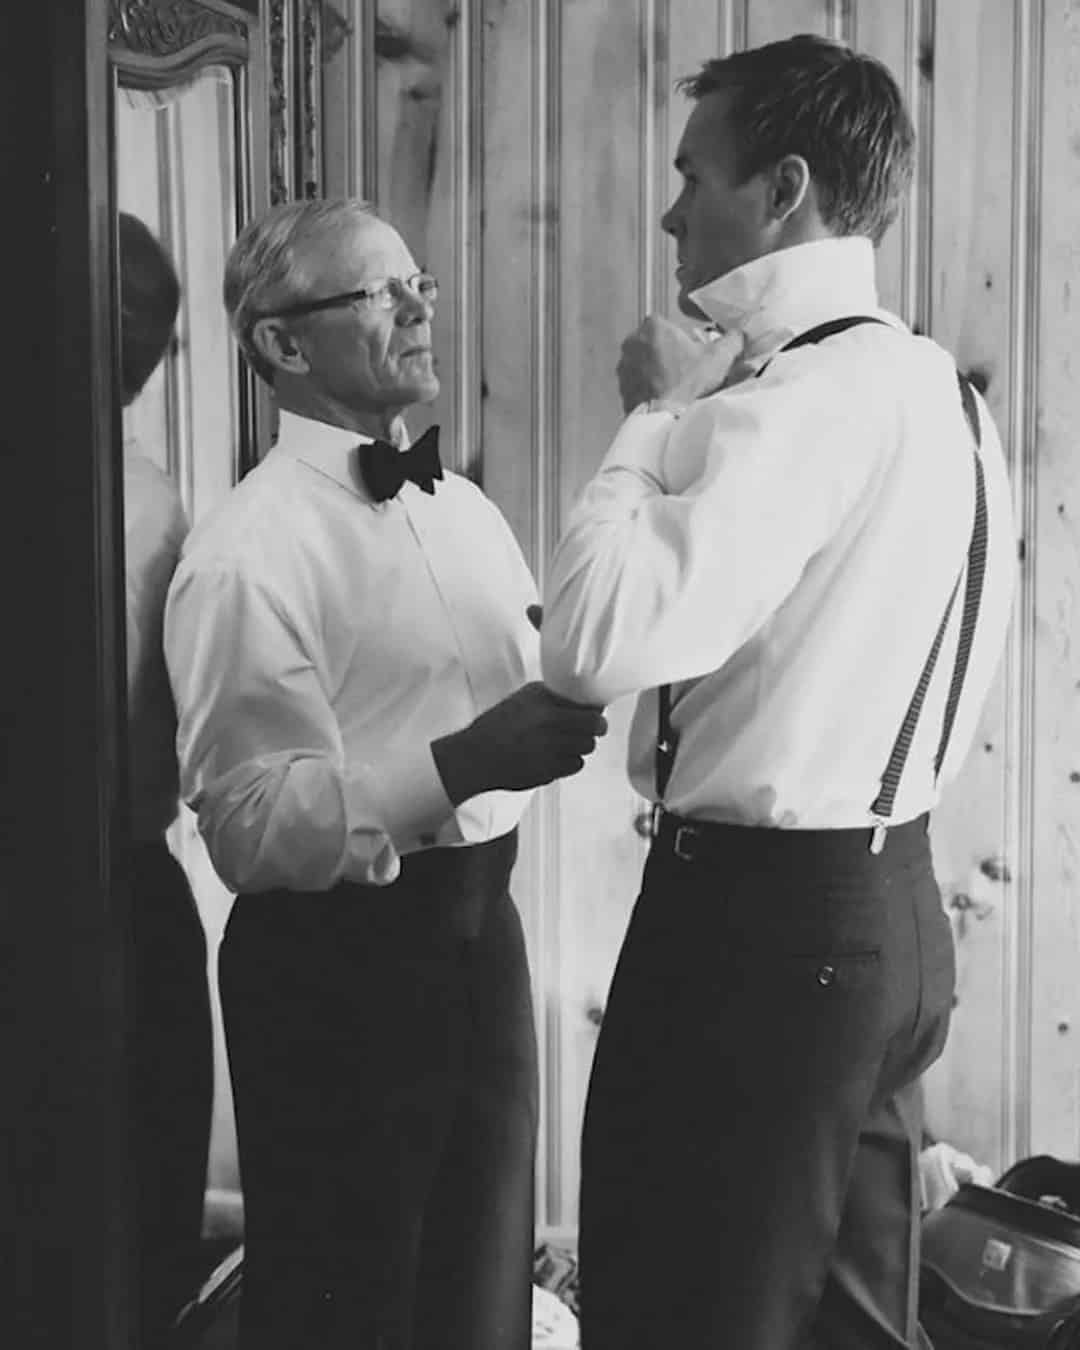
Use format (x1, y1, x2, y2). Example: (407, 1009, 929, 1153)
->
(919, 1155, 1080, 1348)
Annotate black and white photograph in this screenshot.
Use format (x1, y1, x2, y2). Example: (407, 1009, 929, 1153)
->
(7, 2, 1080, 1348)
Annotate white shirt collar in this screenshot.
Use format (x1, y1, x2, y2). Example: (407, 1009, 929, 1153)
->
(687, 236, 882, 369)
(273, 409, 381, 503)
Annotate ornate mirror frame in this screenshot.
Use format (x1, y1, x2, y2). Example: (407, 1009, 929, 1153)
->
(108, 0, 271, 479)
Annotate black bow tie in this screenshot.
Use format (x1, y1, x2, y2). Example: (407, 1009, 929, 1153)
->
(359, 425, 443, 502)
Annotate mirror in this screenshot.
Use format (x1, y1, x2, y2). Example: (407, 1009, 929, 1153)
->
(116, 64, 243, 518)
(108, 0, 267, 1338)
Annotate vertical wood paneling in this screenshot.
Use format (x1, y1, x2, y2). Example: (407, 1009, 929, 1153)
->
(855, 0, 926, 323)
(320, 2, 371, 198)
(442, 1, 481, 476)
(1031, 0, 1080, 1159)
(480, 0, 567, 1230)
(549, 0, 654, 1228)
(373, 1, 457, 448)
(531, 0, 567, 1228)
(913, 0, 1021, 1170)
(658, 1, 732, 321)
(746, 0, 830, 45)
(480, 0, 543, 570)
(999, 0, 1041, 1170)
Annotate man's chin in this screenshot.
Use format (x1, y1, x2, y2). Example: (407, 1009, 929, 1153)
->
(676, 287, 710, 323)
(401, 375, 441, 406)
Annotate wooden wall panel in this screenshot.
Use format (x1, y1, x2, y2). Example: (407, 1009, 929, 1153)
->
(917, 0, 1022, 1171)
(1031, 0, 1080, 1160)
(856, 0, 927, 324)
(478, 0, 561, 1227)
(549, 0, 654, 1230)
(372, 0, 461, 450)
(658, 2, 738, 320)
(480, 0, 543, 561)
(746, 0, 830, 45)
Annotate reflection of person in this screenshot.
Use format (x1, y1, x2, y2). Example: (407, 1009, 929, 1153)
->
(164, 198, 606, 1350)
(540, 37, 1016, 1350)
(119, 211, 214, 1345)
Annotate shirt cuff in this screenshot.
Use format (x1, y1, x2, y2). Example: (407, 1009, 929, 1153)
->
(600, 406, 678, 480)
(344, 742, 458, 856)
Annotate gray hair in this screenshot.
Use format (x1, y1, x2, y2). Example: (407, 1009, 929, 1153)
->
(224, 197, 379, 385)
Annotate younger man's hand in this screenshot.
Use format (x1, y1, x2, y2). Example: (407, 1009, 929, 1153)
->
(617, 315, 703, 413)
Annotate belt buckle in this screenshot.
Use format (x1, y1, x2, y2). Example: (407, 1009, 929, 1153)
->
(672, 823, 697, 863)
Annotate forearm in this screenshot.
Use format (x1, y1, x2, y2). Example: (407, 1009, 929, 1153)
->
(541, 411, 681, 703)
(193, 745, 460, 892)
(541, 500, 690, 705)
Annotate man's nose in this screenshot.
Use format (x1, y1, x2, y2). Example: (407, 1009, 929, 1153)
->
(660, 203, 680, 237)
(396, 289, 432, 325)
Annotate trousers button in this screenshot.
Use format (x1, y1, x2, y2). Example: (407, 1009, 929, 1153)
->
(816, 964, 836, 987)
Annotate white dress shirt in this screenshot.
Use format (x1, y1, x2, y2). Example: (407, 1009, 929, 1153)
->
(165, 411, 540, 892)
(541, 237, 1016, 829)
(124, 437, 188, 842)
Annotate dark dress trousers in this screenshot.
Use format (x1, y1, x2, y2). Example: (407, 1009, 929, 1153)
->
(218, 829, 538, 1350)
(578, 812, 954, 1350)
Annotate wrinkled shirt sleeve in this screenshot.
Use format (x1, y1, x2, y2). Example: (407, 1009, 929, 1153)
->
(540, 371, 882, 705)
(165, 562, 459, 892)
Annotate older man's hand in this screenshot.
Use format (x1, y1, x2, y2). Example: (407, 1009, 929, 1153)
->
(617, 315, 745, 415)
(432, 682, 607, 804)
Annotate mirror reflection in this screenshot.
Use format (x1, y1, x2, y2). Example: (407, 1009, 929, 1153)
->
(116, 65, 241, 514)
(117, 60, 246, 1347)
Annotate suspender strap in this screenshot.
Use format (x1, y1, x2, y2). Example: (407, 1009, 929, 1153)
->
(652, 314, 889, 811)
(757, 314, 888, 372)
(653, 683, 677, 829)
(653, 322, 988, 855)
(937, 378, 989, 774)
(868, 371, 987, 850)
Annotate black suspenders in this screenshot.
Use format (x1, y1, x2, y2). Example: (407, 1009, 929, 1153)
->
(653, 316, 989, 854)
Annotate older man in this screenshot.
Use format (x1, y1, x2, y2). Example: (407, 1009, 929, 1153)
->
(165, 198, 605, 1350)
(541, 35, 1015, 1350)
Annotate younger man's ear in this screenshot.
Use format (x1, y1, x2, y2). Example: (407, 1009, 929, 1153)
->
(769, 153, 812, 223)
(250, 317, 311, 376)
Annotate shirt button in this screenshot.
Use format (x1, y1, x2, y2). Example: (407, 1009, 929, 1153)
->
(816, 964, 836, 987)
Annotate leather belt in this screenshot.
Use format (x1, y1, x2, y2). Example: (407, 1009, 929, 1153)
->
(652, 809, 930, 866)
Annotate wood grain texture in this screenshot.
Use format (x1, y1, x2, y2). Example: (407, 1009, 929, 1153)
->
(478, 0, 564, 1224)
(547, 0, 655, 1227)
(746, 0, 829, 45)
(657, 0, 729, 321)
(1030, 0, 1080, 1160)
(373, 0, 458, 446)
(916, 0, 1020, 1170)
(854, 0, 922, 322)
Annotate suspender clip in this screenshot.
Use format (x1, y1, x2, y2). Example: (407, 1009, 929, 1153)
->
(869, 817, 889, 856)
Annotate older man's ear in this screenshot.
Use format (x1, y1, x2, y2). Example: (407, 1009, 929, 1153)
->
(250, 316, 311, 378)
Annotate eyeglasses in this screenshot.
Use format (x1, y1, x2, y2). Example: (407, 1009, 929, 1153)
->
(260, 272, 439, 321)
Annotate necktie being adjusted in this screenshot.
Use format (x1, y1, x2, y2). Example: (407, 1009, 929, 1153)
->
(359, 424, 443, 502)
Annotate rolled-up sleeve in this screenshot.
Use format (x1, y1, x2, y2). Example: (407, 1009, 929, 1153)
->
(164, 562, 458, 892)
(540, 364, 885, 705)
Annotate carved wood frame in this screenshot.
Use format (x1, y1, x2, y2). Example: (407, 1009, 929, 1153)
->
(267, 0, 325, 204)
(108, 0, 270, 477)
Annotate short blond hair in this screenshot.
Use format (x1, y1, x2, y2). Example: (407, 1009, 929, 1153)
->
(224, 197, 378, 384)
